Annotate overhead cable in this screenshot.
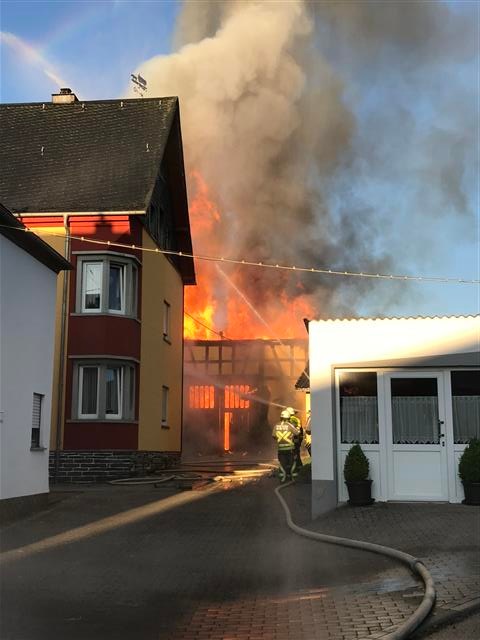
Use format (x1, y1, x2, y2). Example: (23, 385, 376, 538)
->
(2, 224, 479, 285)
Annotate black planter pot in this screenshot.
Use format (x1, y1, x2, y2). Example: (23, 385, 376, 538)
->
(462, 481, 480, 505)
(345, 479, 374, 506)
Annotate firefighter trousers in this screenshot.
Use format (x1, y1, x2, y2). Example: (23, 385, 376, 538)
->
(277, 449, 296, 482)
(294, 442, 303, 469)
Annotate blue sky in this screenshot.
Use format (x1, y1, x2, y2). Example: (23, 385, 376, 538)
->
(1, 0, 478, 319)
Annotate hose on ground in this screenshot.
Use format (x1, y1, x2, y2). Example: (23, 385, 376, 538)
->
(275, 482, 436, 640)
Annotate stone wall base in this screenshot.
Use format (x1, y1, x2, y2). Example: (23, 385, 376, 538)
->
(0, 492, 49, 524)
(49, 450, 181, 483)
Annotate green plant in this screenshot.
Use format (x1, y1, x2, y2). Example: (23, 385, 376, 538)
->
(459, 438, 480, 483)
(344, 444, 370, 482)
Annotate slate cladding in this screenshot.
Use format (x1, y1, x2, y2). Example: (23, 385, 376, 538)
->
(0, 97, 178, 213)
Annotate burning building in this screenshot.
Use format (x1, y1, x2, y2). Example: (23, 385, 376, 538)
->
(184, 338, 308, 456)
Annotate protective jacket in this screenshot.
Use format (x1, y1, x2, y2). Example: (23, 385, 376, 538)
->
(272, 419, 300, 450)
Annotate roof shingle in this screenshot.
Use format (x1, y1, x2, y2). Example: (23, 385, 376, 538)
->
(0, 97, 178, 213)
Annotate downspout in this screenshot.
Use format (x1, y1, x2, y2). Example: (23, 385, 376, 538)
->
(53, 214, 70, 482)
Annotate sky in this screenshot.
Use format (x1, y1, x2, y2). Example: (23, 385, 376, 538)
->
(0, 0, 479, 321)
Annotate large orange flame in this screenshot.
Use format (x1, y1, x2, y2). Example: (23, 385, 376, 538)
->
(184, 171, 315, 340)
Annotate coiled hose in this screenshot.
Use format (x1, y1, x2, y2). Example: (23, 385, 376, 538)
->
(275, 482, 435, 640)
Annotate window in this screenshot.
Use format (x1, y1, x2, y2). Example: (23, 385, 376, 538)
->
(108, 264, 125, 313)
(161, 386, 169, 426)
(163, 300, 171, 341)
(79, 366, 99, 418)
(77, 255, 138, 316)
(339, 372, 379, 444)
(75, 362, 135, 421)
(82, 262, 102, 311)
(189, 385, 215, 409)
(391, 378, 438, 444)
(451, 371, 480, 443)
(31, 393, 43, 448)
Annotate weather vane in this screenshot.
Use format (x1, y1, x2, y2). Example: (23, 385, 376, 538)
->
(131, 73, 147, 97)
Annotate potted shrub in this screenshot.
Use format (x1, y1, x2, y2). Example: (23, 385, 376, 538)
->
(459, 438, 480, 505)
(344, 443, 374, 506)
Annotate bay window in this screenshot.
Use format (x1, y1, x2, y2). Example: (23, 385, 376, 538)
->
(77, 254, 138, 316)
(75, 361, 135, 421)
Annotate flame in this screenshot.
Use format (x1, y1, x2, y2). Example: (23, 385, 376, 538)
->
(184, 170, 315, 340)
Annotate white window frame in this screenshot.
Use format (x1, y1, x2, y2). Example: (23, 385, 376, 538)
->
(76, 254, 138, 317)
(105, 366, 123, 420)
(75, 361, 135, 421)
(78, 365, 100, 419)
(161, 386, 169, 426)
(81, 261, 103, 313)
(108, 263, 126, 314)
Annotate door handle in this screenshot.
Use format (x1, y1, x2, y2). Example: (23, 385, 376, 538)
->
(438, 420, 445, 439)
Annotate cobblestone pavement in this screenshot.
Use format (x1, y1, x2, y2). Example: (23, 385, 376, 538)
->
(285, 483, 480, 637)
(0, 476, 478, 640)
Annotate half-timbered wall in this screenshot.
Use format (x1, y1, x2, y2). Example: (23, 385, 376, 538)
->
(183, 339, 307, 455)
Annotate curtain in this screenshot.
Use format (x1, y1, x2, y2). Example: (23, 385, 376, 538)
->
(453, 396, 480, 443)
(109, 265, 123, 311)
(392, 396, 438, 444)
(81, 367, 98, 415)
(106, 367, 122, 416)
(341, 396, 379, 443)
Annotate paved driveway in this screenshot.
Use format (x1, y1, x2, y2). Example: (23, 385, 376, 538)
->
(1, 478, 478, 639)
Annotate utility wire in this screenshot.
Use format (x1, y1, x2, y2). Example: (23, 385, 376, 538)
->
(2, 224, 479, 285)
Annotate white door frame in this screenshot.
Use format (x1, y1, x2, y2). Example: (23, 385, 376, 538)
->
(384, 370, 449, 501)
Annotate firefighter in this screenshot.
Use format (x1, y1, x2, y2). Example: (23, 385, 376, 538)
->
(305, 410, 312, 457)
(272, 409, 300, 482)
(286, 407, 303, 470)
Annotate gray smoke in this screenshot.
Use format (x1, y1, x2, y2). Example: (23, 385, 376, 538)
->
(132, 0, 476, 326)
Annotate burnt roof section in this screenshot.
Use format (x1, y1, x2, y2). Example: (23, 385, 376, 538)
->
(295, 361, 310, 390)
(0, 203, 71, 273)
(0, 97, 178, 213)
(0, 96, 195, 284)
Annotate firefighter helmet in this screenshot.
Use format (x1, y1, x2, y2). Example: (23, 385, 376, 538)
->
(286, 407, 297, 416)
(280, 409, 291, 420)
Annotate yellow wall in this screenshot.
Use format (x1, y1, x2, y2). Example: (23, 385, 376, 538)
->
(138, 229, 184, 451)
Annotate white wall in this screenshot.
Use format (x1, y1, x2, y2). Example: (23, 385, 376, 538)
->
(309, 316, 479, 495)
(0, 236, 58, 500)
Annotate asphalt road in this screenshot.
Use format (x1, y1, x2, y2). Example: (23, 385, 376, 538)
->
(0, 479, 402, 640)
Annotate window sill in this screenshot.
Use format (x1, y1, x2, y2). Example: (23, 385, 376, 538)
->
(67, 419, 138, 424)
(71, 313, 140, 323)
(161, 424, 170, 430)
(30, 446, 47, 452)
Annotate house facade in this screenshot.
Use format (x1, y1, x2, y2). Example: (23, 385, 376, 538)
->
(308, 316, 479, 517)
(0, 91, 195, 481)
(0, 204, 70, 516)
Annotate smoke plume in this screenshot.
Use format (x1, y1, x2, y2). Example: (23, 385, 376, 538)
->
(132, 0, 476, 332)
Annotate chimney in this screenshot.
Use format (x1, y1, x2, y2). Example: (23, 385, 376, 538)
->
(52, 88, 78, 104)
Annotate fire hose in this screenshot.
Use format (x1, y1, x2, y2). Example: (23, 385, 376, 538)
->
(111, 465, 434, 638)
(275, 482, 436, 640)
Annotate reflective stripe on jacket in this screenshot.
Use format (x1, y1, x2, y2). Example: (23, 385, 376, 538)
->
(272, 420, 300, 450)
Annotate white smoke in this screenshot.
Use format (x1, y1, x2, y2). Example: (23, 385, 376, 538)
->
(131, 0, 476, 322)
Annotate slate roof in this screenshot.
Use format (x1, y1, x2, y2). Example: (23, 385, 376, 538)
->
(295, 361, 310, 390)
(0, 203, 71, 273)
(0, 97, 178, 213)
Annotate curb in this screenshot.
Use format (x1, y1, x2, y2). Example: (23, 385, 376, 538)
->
(411, 599, 480, 638)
